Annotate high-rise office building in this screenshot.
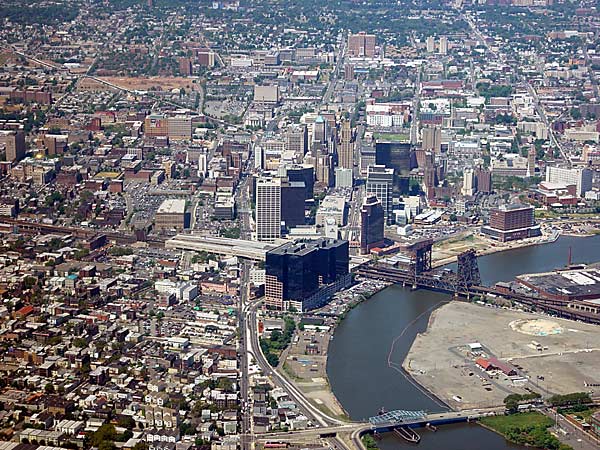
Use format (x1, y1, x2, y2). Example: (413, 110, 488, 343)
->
(347, 32, 376, 58)
(366, 165, 394, 222)
(527, 147, 536, 177)
(360, 195, 385, 255)
(311, 116, 329, 148)
(316, 153, 334, 187)
(338, 118, 354, 169)
(375, 141, 413, 175)
(286, 124, 308, 155)
(344, 64, 355, 81)
(422, 126, 442, 153)
(256, 176, 306, 241)
(335, 168, 353, 188)
(545, 166, 592, 197)
(284, 165, 314, 199)
(281, 180, 306, 229)
(0, 130, 26, 162)
(198, 151, 208, 178)
(475, 167, 492, 194)
(265, 238, 350, 311)
(256, 177, 282, 242)
(462, 168, 475, 196)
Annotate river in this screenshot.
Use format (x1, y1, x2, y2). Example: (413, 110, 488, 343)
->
(326, 235, 600, 449)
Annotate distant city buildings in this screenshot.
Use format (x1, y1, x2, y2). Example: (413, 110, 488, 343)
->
(347, 32, 376, 58)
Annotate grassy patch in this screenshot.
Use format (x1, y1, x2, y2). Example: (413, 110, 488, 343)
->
(373, 132, 409, 142)
(281, 361, 301, 381)
(481, 412, 571, 450)
(362, 434, 379, 450)
(561, 406, 599, 423)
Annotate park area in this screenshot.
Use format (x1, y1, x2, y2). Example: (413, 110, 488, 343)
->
(481, 412, 570, 450)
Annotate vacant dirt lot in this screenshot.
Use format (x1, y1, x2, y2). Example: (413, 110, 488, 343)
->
(97, 76, 197, 91)
(404, 302, 600, 410)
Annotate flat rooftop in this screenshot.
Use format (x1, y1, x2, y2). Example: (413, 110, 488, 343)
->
(166, 234, 276, 261)
(157, 199, 186, 214)
(517, 268, 600, 300)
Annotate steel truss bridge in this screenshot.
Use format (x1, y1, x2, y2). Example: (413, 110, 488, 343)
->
(354, 241, 600, 325)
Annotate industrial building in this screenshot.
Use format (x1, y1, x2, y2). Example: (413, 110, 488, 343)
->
(517, 268, 600, 303)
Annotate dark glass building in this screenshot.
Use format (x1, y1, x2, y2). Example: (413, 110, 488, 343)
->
(360, 195, 385, 255)
(286, 165, 315, 199)
(281, 180, 306, 229)
(265, 238, 350, 310)
(375, 141, 414, 175)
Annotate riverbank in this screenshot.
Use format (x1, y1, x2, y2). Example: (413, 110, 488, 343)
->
(431, 228, 561, 268)
(402, 301, 600, 411)
(479, 412, 569, 450)
(279, 279, 391, 421)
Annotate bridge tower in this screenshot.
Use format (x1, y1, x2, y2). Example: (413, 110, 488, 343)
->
(456, 249, 481, 293)
(407, 239, 433, 276)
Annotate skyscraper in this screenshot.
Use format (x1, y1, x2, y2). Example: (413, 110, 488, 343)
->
(344, 63, 355, 81)
(360, 195, 385, 255)
(256, 177, 282, 242)
(475, 167, 492, 194)
(462, 168, 475, 197)
(338, 118, 354, 169)
(527, 147, 536, 177)
(366, 165, 394, 222)
(286, 124, 308, 155)
(256, 176, 306, 241)
(375, 141, 413, 175)
(422, 126, 442, 153)
(281, 180, 306, 229)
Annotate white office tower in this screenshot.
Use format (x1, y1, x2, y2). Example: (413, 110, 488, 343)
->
(462, 168, 475, 196)
(439, 36, 448, 55)
(256, 177, 281, 242)
(198, 152, 208, 177)
(545, 166, 593, 197)
(255, 145, 264, 170)
(335, 168, 353, 188)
